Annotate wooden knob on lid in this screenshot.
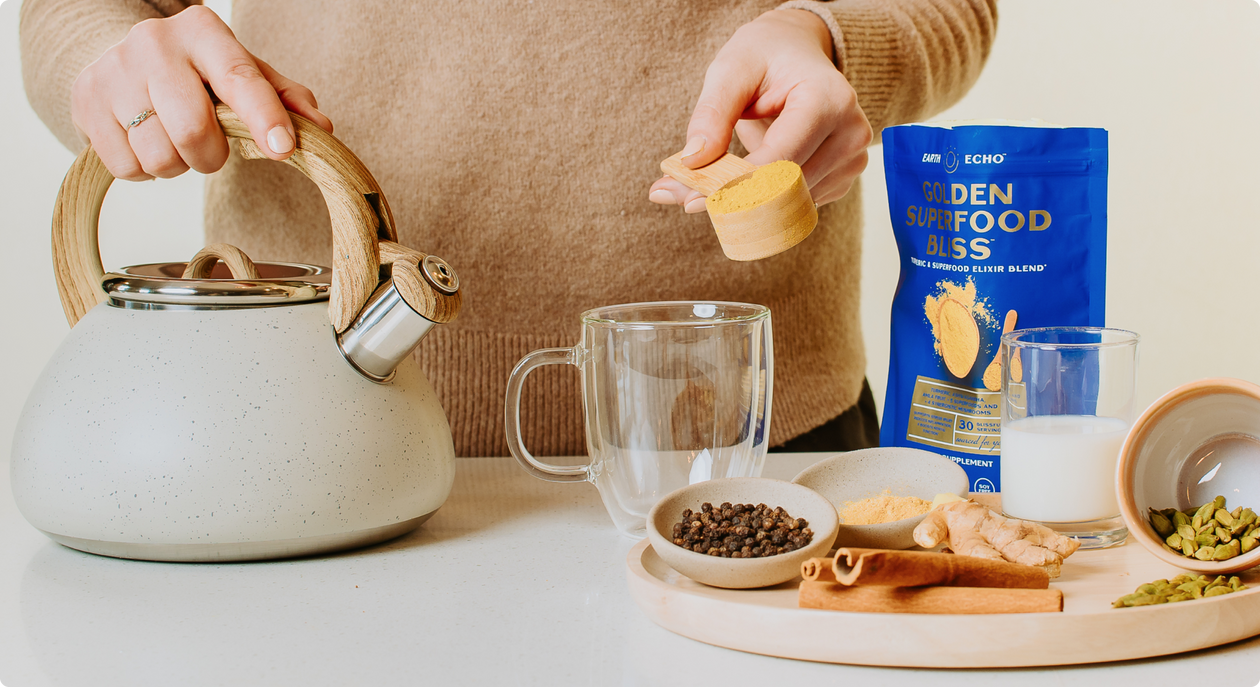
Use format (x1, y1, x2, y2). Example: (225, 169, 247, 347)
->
(660, 150, 818, 261)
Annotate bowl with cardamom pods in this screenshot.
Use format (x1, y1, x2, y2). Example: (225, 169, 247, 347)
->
(791, 447, 971, 550)
(645, 477, 838, 589)
(1118, 377, 1260, 574)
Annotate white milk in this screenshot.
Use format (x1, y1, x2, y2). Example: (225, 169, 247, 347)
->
(1000, 415, 1130, 522)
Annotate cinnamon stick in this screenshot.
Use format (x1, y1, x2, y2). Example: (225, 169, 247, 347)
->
(831, 547, 1049, 589)
(801, 557, 838, 582)
(798, 581, 1063, 614)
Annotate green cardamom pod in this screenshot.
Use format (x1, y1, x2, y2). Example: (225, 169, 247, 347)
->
(1173, 511, 1192, 527)
(1215, 509, 1236, 527)
(1192, 513, 1204, 530)
(1240, 509, 1256, 525)
(1137, 583, 1158, 595)
(1195, 546, 1216, 560)
(1183, 539, 1198, 556)
(1115, 592, 1143, 606)
(1196, 533, 1218, 548)
(1177, 582, 1204, 598)
(1213, 545, 1237, 561)
(1179, 524, 1197, 539)
(1166, 532, 1183, 548)
(1149, 511, 1175, 537)
(1214, 495, 1228, 511)
(1230, 519, 1249, 536)
(1231, 506, 1243, 519)
(1242, 536, 1257, 553)
(1167, 592, 1194, 603)
(1230, 576, 1245, 591)
(1206, 575, 1227, 589)
(1204, 586, 1232, 597)
(1216, 527, 1233, 544)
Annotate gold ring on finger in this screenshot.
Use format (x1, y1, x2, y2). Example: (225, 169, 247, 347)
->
(126, 109, 156, 131)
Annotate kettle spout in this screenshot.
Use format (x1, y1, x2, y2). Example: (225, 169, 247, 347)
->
(337, 253, 461, 383)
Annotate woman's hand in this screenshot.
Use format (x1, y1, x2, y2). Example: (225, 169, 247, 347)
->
(70, 5, 332, 181)
(649, 9, 872, 212)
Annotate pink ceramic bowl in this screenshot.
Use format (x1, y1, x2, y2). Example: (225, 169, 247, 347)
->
(1118, 377, 1260, 575)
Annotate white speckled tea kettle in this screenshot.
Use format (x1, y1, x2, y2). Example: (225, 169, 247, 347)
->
(10, 105, 463, 562)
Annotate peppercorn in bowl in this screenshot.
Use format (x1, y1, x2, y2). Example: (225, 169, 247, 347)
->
(646, 478, 838, 589)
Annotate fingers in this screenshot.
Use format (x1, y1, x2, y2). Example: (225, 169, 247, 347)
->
(70, 5, 328, 181)
(648, 177, 706, 213)
(808, 148, 869, 206)
(734, 118, 769, 156)
(255, 57, 333, 133)
(180, 10, 296, 159)
(122, 108, 190, 179)
(73, 70, 150, 181)
(682, 53, 762, 169)
(740, 84, 832, 169)
(147, 64, 229, 174)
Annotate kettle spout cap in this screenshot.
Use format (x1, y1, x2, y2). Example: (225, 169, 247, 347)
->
(337, 252, 462, 382)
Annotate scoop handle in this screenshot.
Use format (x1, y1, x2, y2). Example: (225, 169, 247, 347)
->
(660, 150, 756, 196)
(51, 104, 459, 331)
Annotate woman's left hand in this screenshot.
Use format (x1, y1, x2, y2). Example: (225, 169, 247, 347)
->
(648, 9, 873, 213)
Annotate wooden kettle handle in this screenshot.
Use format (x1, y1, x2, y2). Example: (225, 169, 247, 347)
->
(51, 104, 459, 330)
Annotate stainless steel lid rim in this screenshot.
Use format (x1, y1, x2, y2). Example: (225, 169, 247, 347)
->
(101, 261, 332, 307)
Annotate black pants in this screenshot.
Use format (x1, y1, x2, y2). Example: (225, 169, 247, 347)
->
(769, 379, 880, 453)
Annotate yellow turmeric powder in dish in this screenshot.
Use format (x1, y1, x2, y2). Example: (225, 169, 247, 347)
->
(837, 490, 934, 525)
(707, 160, 800, 213)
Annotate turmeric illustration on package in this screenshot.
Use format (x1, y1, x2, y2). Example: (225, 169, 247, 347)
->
(924, 278, 994, 379)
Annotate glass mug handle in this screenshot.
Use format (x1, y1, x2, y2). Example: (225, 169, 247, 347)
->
(504, 347, 588, 483)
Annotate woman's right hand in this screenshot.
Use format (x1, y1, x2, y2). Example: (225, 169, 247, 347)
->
(70, 5, 332, 181)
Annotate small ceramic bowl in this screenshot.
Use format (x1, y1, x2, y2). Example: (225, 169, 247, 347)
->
(1118, 377, 1260, 574)
(792, 447, 970, 550)
(645, 477, 839, 589)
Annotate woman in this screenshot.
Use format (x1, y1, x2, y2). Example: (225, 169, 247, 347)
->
(20, 0, 997, 456)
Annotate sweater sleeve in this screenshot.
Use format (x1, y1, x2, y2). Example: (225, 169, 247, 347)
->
(19, 0, 199, 152)
(779, 0, 997, 136)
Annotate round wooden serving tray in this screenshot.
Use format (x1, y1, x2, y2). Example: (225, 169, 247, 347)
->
(626, 538, 1260, 667)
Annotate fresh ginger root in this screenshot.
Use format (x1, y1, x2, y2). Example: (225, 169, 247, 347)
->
(912, 500, 1081, 578)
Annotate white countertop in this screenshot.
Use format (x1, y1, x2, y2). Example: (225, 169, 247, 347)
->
(2, 453, 1259, 687)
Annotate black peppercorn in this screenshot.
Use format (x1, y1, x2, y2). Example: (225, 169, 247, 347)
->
(670, 502, 812, 559)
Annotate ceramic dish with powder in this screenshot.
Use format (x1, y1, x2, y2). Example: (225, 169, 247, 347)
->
(792, 447, 970, 550)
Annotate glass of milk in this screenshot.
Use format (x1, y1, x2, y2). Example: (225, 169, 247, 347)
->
(1000, 327, 1139, 549)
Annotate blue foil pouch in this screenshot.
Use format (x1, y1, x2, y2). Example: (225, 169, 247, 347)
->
(879, 122, 1108, 493)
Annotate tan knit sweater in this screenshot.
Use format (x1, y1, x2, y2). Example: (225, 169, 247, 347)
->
(21, 0, 996, 457)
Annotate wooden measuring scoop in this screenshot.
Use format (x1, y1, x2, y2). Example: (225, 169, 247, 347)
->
(661, 150, 817, 261)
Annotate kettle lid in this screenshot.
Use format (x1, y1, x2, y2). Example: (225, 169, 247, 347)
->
(102, 261, 331, 310)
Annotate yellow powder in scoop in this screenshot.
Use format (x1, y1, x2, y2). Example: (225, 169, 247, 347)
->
(837, 490, 933, 525)
(707, 160, 800, 213)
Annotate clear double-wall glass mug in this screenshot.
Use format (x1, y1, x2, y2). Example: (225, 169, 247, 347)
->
(505, 302, 773, 537)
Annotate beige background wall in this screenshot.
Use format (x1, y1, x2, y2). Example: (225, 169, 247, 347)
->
(2, 0, 1258, 454)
